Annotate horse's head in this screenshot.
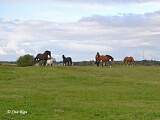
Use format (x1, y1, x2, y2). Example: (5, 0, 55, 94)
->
(130, 56, 135, 64)
(45, 50, 51, 57)
(53, 58, 56, 62)
(62, 55, 65, 59)
(95, 52, 100, 59)
(123, 57, 126, 63)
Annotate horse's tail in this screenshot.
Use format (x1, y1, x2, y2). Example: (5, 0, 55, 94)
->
(112, 57, 114, 62)
(70, 58, 72, 66)
(110, 56, 114, 62)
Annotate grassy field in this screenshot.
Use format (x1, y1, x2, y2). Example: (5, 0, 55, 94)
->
(0, 65, 160, 120)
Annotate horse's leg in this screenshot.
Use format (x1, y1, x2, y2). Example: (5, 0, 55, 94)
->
(37, 59, 41, 66)
(44, 60, 47, 66)
(109, 61, 112, 68)
(35, 63, 39, 66)
(96, 60, 99, 66)
(105, 62, 107, 67)
(132, 62, 134, 66)
(105, 62, 107, 68)
(34, 58, 37, 64)
(98, 62, 100, 66)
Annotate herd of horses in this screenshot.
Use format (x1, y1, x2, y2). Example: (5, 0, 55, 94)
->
(34, 50, 73, 66)
(34, 50, 135, 67)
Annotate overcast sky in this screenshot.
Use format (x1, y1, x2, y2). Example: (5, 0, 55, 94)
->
(0, 0, 160, 61)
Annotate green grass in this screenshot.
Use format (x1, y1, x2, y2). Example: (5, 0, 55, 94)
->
(0, 65, 160, 120)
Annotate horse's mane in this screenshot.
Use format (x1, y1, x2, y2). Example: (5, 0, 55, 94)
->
(106, 55, 113, 59)
(44, 50, 50, 54)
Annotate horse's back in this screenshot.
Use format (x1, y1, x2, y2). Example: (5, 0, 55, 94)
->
(124, 56, 135, 63)
(36, 53, 43, 58)
(68, 57, 72, 60)
(99, 56, 109, 61)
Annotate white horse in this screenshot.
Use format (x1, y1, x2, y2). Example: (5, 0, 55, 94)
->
(46, 57, 56, 66)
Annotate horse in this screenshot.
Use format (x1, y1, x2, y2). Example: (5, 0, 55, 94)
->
(34, 50, 51, 66)
(123, 56, 135, 66)
(62, 55, 72, 66)
(95, 52, 114, 67)
(46, 57, 56, 66)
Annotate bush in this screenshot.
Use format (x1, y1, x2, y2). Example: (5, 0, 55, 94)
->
(39, 60, 45, 66)
(17, 54, 34, 67)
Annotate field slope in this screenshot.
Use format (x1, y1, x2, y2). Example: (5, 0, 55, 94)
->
(0, 65, 160, 120)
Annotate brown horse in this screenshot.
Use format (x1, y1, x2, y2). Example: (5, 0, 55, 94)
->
(123, 56, 135, 66)
(34, 50, 51, 65)
(95, 52, 114, 67)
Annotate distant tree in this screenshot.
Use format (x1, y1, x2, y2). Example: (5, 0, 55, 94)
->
(17, 54, 34, 67)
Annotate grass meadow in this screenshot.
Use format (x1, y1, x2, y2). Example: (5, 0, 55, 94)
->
(0, 65, 160, 120)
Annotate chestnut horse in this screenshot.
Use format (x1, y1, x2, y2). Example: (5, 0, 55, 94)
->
(95, 52, 114, 67)
(123, 56, 135, 66)
(34, 50, 51, 65)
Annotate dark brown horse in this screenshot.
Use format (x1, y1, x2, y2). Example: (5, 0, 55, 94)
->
(123, 56, 135, 66)
(62, 55, 72, 66)
(95, 52, 114, 67)
(34, 50, 51, 65)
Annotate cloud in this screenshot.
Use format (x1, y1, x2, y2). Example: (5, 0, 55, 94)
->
(1, 10, 160, 61)
(0, 48, 6, 55)
(79, 10, 160, 27)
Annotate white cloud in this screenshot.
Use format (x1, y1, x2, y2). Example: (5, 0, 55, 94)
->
(59, 42, 111, 53)
(0, 48, 6, 55)
(1, 10, 160, 61)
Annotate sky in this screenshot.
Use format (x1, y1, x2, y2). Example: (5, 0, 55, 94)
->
(0, 0, 160, 61)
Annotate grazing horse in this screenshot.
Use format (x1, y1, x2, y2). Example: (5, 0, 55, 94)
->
(62, 55, 72, 66)
(46, 57, 56, 66)
(95, 52, 114, 67)
(34, 50, 51, 66)
(123, 56, 135, 66)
